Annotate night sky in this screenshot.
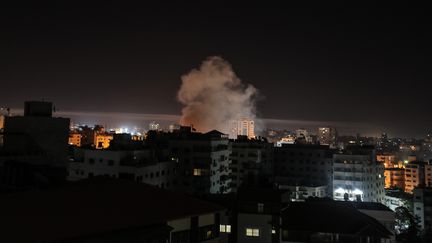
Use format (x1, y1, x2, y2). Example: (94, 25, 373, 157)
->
(1, 3, 431, 137)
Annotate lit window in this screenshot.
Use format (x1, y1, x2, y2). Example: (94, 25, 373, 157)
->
(226, 225, 231, 233)
(220, 224, 231, 233)
(272, 229, 276, 234)
(246, 228, 259, 237)
(193, 168, 202, 176)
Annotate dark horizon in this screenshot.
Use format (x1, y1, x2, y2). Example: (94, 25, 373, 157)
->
(1, 3, 431, 137)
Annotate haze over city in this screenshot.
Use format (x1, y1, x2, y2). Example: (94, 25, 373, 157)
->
(1, 3, 432, 243)
(1, 3, 431, 137)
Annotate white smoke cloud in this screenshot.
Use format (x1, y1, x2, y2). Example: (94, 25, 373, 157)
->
(177, 56, 259, 134)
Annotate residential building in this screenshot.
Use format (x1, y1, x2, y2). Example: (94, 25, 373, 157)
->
(333, 145, 385, 203)
(235, 189, 288, 243)
(149, 126, 232, 195)
(384, 167, 405, 189)
(229, 136, 273, 192)
(377, 154, 396, 167)
(273, 144, 333, 194)
(295, 128, 312, 144)
(384, 189, 412, 212)
(229, 118, 255, 139)
(79, 125, 105, 147)
(94, 133, 113, 149)
(413, 186, 432, 231)
(404, 161, 431, 193)
(213, 188, 290, 243)
(317, 127, 337, 147)
(68, 148, 178, 190)
(149, 121, 160, 131)
(0, 101, 70, 190)
(68, 132, 82, 147)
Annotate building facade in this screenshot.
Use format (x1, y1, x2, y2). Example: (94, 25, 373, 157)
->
(94, 133, 113, 149)
(167, 127, 232, 194)
(413, 187, 432, 231)
(229, 118, 255, 139)
(404, 161, 432, 193)
(333, 146, 385, 203)
(68, 148, 178, 190)
(273, 144, 333, 194)
(384, 167, 405, 189)
(229, 136, 273, 192)
(68, 132, 82, 147)
(317, 127, 337, 147)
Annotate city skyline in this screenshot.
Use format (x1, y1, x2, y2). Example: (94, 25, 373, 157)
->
(1, 4, 431, 138)
(1, 107, 426, 138)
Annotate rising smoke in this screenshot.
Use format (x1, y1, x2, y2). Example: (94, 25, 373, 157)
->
(177, 56, 259, 134)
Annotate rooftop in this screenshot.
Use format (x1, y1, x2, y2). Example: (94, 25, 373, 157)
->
(282, 200, 392, 238)
(335, 201, 393, 212)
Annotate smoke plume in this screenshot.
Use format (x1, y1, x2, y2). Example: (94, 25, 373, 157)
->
(177, 56, 259, 133)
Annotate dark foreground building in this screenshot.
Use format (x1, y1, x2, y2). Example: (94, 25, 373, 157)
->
(0, 101, 70, 191)
(0, 178, 224, 243)
(281, 200, 393, 243)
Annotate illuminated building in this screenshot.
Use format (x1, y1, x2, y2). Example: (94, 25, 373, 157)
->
(79, 125, 105, 147)
(404, 161, 431, 193)
(131, 134, 144, 141)
(149, 121, 160, 131)
(277, 185, 328, 201)
(384, 189, 412, 212)
(317, 127, 337, 147)
(376, 154, 396, 168)
(333, 146, 385, 203)
(168, 124, 181, 132)
(69, 132, 82, 147)
(275, 135, 296, 146)
(384, 168, 405, 189)
(295, 128, 312, 143)
(94, 133, 113, 149)
(229, 118, 255, 139)
(427, 165, 432, 187)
